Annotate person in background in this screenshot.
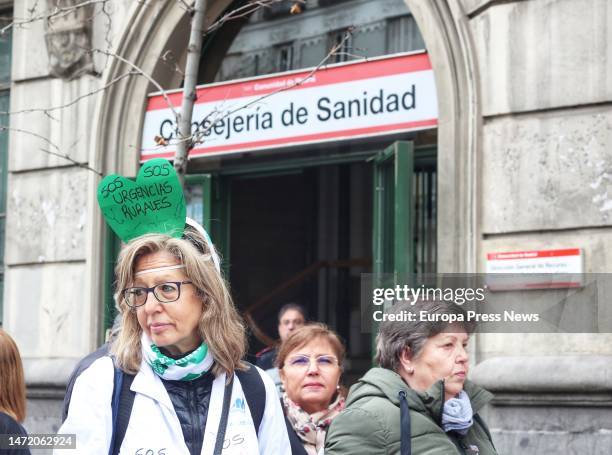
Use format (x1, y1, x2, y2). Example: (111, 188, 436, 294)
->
(256, 303, 307, 391)
(325, 299, 497, 455)
(277, 323, 346, 455)
(256, 303, 307, 370)
(0, 329, 31, 455)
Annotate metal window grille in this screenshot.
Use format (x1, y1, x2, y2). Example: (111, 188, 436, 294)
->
(386, 14, 426, 54)
(329, 30, 353, 63)
(414, 164, 437, 278)
(277, 43, 294, 72)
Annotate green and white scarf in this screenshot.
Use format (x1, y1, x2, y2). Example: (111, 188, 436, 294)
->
(141, 333, 214, 381)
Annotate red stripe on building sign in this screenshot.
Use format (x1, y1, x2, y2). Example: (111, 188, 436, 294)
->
(486, 249, 581, 261)
(145, 53, 432, 111)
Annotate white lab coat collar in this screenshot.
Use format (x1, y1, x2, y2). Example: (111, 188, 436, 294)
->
(131, 358, 175, 411)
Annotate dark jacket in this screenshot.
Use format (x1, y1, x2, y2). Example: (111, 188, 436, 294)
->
(0, 411, 31, 455)
(162, 373, 214, 455)
(325, 368, 497, 455)
(256, 346, 278, 371)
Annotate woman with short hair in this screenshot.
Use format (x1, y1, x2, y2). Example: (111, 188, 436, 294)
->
(325, 300, 497, 455)
(277, 323, 346, 455)
(0, 329, 31, 455)
(59, 221, 290, 454)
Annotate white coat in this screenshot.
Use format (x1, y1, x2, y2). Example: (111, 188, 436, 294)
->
(55, 356, 291, 455)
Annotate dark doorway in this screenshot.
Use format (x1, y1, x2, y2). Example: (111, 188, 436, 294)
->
(229, 169, 318, 334)
(228, 162, 374, 369)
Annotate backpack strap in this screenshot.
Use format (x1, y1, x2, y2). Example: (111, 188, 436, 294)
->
(108, 366, 123, 455)
(213, 374, 235, 455)
(399, 391, 411, 455)
(235, 362, 266, 435)
(109, 361, 136, 455)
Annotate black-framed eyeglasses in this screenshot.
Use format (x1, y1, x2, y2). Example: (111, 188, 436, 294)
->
(121, 281, 193, 308)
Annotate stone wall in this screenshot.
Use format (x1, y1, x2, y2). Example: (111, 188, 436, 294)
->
(461, 0, 612, 452)
(5, 0, 132, 433)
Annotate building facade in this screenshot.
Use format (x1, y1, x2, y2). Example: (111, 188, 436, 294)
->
(1, 0, 612, 452)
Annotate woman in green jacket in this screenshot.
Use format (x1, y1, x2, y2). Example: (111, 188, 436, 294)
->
(325, 299, 498, 455)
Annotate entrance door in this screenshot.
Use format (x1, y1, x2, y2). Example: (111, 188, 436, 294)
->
(183, 142, 436, 368)
(186, 157, 374, 362)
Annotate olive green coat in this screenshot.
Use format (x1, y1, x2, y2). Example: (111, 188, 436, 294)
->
(325, 368, 498, 455)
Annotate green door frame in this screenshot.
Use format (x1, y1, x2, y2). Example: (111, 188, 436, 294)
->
(185, 174, 232, 277)
(371, 141, 416, 360)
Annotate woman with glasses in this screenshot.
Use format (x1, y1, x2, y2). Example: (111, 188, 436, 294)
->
(58, 220, 290, 454)
(276, 323, 346, 455)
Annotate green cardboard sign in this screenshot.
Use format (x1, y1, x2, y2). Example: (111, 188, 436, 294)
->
(97, 158, 186, 242)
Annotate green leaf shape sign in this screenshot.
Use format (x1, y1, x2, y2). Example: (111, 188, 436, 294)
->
(97, 158, 186, 243)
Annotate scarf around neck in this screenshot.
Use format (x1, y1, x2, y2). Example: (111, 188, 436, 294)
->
(141, 333, 213, 381)
(441, 390, 474, 435)
(283, 392, 345, 455)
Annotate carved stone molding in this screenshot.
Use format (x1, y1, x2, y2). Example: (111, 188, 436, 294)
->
(44, 0, 95, 79)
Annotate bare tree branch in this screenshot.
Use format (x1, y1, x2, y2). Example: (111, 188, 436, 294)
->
(2, 0, 352, 182)
(1, 71, 138, 117)
(170, 0, 309, 180)
(0, 126, 60, 151)
(174, 0, 193, 14)
(160, 50, 185, 79)
(1, 0, 110, 34)
(187, 28, 356, 148)
(89, 48, 180, 121)
(204, 0, 305, 36)
(139, 28, 356, 156)
(39, 148, 103, 176)
(0, 126, 102, 175)
(27, 0, 41, 17)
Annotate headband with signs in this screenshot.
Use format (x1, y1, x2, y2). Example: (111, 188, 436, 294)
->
(97, 160, 221, 273)
(97, 158, 186, 242)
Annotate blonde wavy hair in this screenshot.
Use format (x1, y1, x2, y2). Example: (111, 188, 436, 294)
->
(110, 227, 246, 377)
(0, 329, 27, 422)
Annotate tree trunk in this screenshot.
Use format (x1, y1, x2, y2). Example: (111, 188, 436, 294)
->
(174, 0, 208, 187)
